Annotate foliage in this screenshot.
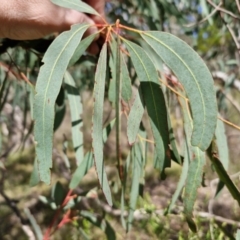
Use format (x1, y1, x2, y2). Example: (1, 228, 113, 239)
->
(1, 0, 240, 239)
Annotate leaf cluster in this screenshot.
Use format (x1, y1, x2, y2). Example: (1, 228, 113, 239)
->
(1, 0, 240, 238)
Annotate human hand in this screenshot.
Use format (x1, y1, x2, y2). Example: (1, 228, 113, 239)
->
(0, 0, 105, 53)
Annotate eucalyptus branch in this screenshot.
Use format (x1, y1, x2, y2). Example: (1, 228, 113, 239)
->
(207, 0, 240, 20)
(225, 23, 240, 52)
(221, 90, 240, 114)
(101, 202, 240, 227)
(185, 2, 222, 27)
(235, 0, 240, 13)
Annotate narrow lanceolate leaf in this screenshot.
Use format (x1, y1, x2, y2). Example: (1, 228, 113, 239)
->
(162, 82, 181, 164)
(121, 52, 132, 101)
(69, 152, 93, 189)
(141, 31, 217, 150)
(70, 119, 115, 190)
(121, 152, 131, 230)
(69, 33, 97, 66)
(210, 154, 240, 206)
(124, 39, 170, 171)
(33, 23, 89, 184)
(184, 148, 205, 232)
(141, 81, 170, 171)
(127, 89, 144, 145)
(24, 208, 43, 240)
(215, 117, 229, 170)
(92, 43, 112, 206)
(179, 96, 206, 232)
(236, 229, 240, 240)
(64, 72, 83, 165)
(128, 143, 142, 232)
(51, 0, 100, 16)
(214, 116, 229, 197)
(166, 140, 189, 213)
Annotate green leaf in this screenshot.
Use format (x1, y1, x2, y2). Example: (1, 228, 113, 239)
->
(69, 119, 115, 190)
(54, 103, 66, 131)
(121, 152, 131, 230)
(179, 95, 206, 232)
(64, 72, 84, 165)
(184, 147, 205, 232)
(69, 152, 94, 189)
(214, 116, 229, 197)
(24, 208, 43, 240)
(141, 81, 170, 173)
(123, 39, 159, 84)
(127, 143, 142, 232)
(215, 117, 229, 170)
(33, 23, 89, 184)
(139, 39, 164, 74)
(51, 0, 100, 16)
(127, 89, 144, 145)
(38, 195, 57, 209)
(80, 211, 116, 240)
(92, 43, 112, 206)
(236, 229, 240, 240)
(161, 80, 181, 164)
(124, 40, 170, 171)
(69, 33, 97, 67)
(141, 31, 217, 150)
(210, 154, 240, 206)
(121, 52, 132, 101)
(166, 140, 189, 214)
(51, 181, 66, 206)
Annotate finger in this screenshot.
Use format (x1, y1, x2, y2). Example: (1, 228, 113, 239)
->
(61, 9, 98, 34)
(83, 0, 106, 24)
(84, 0, 105, 17)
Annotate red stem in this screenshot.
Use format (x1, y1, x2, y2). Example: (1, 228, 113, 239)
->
(43, 190, 73, 240)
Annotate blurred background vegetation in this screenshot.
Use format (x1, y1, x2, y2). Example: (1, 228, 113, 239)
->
(1, 0, 240, 239)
